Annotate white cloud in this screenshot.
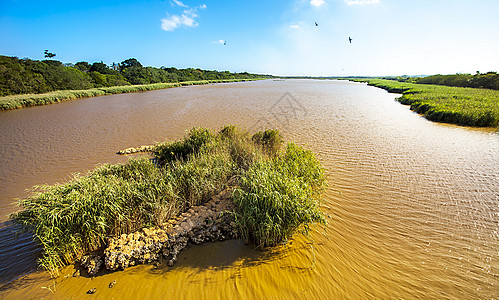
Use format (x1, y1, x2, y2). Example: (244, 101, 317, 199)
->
(290, 24, 300, 29)
(345, 0, 379, 5)
(161, 3, 207, 32)
(161, 12, 197, 31)
(310, 0, 325, 7)
(171, 0, 187, 7)
(213, 39, 225, 45)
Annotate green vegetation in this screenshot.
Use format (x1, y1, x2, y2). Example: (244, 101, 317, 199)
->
(0, 79, 256, 111)
(415, 72, 499, 90)
(344, 72, 499, 91)
(352, 79, 499, 127)
(233, 143, 326, 247)
(0, 55, 271, 108)
(375, 72, 499, 90)
(11, 126, 326, 276)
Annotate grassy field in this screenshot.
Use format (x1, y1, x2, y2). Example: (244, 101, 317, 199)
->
(11, 126, 326, 276)
(0, 79, 259, 111)
(351, 79, 499, 128)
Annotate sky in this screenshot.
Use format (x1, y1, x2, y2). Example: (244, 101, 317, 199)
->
(1, 0, 498, 76)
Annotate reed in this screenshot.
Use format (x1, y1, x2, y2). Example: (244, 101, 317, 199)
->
(233, 143, 326, 248)
(0, 79, 259, 111)
(352, 79, 499, 127)
(11, 126, 326, 276)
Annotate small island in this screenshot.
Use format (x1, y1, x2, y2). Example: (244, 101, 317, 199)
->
(11, 126, 326, 277)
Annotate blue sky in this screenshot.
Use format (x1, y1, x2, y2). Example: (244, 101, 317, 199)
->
(1, 0, 498, 76)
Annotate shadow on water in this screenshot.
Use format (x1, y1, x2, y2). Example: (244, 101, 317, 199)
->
(146, 238, 318, 279)
(0, 221, 41, 290)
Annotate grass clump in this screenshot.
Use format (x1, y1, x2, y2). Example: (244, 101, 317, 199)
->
(153, 127, 214, 165)
(11, 126, 326, 276)
(252, 129, 283, 156)
(352, 78, 499, 127)
(233, 143, 326, 248)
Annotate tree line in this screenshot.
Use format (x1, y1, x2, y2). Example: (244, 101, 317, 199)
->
(384, 72, 499, 90)
(0, 55, 271, 96)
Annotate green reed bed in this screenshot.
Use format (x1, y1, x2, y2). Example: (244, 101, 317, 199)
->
(351, 79, 499, 127)
(11, 126, 326, 276)
(0, 79, 258, 111)
(233, 143, 326, 248)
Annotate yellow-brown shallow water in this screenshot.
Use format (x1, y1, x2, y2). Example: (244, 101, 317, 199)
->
(0, 80, 497, 299)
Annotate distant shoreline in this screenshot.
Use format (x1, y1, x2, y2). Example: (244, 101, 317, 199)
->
(349, 79, 499, 128)
(0, 79, 262, 111)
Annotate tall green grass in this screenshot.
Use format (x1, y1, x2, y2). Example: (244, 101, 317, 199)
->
(11, 126, 326, 276)
(233, 143, 326, 248)
(351, 79, 499, 127)
(0, 79, 259, 111)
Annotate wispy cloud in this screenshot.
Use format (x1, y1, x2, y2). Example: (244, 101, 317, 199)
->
(171, 0, 187, 7)
(161, 4, 207, 32)
(290, 24, 300, 29)
(345, 0, 379, 5)
(310, 0, 326, 7)
(213, 39, 225, 45)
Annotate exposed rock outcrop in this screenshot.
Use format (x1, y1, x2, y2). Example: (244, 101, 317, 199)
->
(116, 145, 155, 155)
(81, 189, 238, 275)
(80, 254, 103, 276)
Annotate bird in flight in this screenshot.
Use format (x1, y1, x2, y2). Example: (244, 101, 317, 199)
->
(315, 22, 318, 26)
(224, 41, 227, 46)
(348, 37, 353, 43)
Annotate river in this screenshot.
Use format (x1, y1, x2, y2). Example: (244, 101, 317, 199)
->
(0, 80, 497, 298)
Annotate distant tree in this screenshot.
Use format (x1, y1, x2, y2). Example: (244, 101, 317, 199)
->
(119, 58, 142, 71)
(75, 61, 91, 73)
(89, 62, 118, 75)
(44, 50, 56, 59)
(41, 60, 63, 67)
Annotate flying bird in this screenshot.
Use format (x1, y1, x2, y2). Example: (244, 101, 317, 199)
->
(224, 41, 227, 46)
(315, 22, 318, 26)
(349, 37, 352, 43)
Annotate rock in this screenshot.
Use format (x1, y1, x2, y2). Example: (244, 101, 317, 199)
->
(109, 280, 116, 288)
(87, 288, 96, 294)
(81, 255, 103, 276)
(72, 269, 80, 277)
(101, 189, 239, 271)
(117, 145, 155, 155)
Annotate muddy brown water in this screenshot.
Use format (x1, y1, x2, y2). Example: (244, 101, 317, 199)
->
(0, 80, 497, 299)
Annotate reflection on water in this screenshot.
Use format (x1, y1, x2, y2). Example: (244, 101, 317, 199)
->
(0, 80, 497, 298)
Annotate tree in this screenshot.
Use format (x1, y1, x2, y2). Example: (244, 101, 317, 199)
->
(119, 58, 142, 71)
(44, 50, 56, 59)
(75, 61, 91, 73)
(89, 62, 118, 75)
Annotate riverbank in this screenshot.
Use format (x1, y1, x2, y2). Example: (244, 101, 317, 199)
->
(0, 79, 261, 111)
(11, 126, 326, 277)
(350, 79, 499, 128)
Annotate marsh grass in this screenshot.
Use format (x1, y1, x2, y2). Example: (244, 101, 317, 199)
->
(11, 126, 326, 276)
(352, 79, 499, 127)
(233, 143, 326, 248)
(0, 79, 258, 111)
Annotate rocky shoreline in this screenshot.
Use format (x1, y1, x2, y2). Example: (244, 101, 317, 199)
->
(116, 145, 155, 155)
(81, 188, 238, 276)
